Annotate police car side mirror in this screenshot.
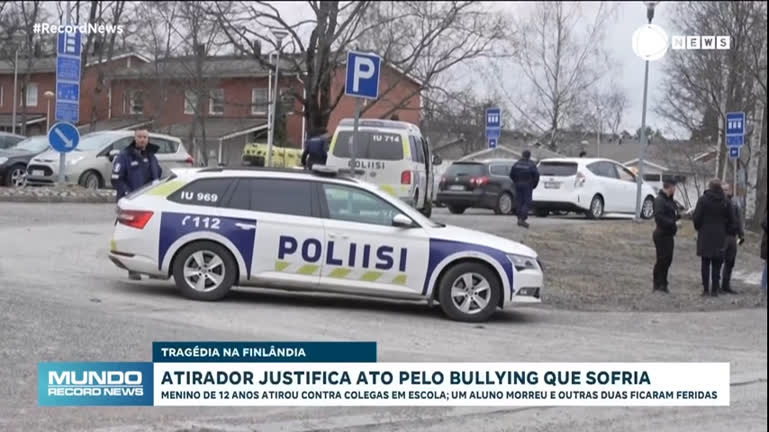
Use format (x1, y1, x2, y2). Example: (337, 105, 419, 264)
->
(392, 214, 415, 228)
(432, 155, 443, 166)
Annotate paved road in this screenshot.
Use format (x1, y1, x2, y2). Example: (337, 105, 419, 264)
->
(0, 203, 765, 431)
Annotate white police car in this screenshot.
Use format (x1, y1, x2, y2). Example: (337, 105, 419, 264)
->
(109, 166, 544, 322)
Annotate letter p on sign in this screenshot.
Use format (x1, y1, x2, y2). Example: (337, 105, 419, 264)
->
(346, 51, 381, 100)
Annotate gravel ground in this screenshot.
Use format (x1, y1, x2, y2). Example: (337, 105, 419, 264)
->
(521, 219, 767, 312)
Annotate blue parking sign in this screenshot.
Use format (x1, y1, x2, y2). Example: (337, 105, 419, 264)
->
(56, 57, 81, 82)
(345, 51, 381, 99)
(726, 112, 745, 136)
(56, 101, 79, 124)
(57, 31, 82, 57)
(486, 108, 501, 128)
(57, 82, 80, 103)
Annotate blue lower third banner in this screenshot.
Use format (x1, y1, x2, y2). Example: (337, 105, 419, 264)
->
(38, 362, 154, 406)
(37, 343, 731, 407)
(153, 341, 377, 363)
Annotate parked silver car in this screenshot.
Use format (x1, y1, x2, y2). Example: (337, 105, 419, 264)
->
(26, 131, 193, 189)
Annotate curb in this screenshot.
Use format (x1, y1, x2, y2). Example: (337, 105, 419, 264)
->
(0, 187, 117, 204)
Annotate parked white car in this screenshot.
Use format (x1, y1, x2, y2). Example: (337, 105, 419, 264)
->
(26, 130, 193, 189)
(532, 158, 657, 219)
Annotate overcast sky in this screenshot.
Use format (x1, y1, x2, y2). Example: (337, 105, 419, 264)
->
(43, 1, 682, 136)
(232, 1, 685, 136)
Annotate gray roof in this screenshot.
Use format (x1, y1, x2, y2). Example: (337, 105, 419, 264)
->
(111, 55, 300, 80)
(0, 57, 56, 74)
(0, 52, 148, 74)
(77, 116, 154, 133)
(155, 117, 268, 142)
(0, 113, 46, 127)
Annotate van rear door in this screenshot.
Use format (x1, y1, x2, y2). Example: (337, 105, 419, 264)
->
(328, 129, 409, 198)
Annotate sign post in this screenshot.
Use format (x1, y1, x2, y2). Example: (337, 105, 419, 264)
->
(54, 14, 82, 184)
(725, 111, 745, 199)
(485, 107, 502, 149)
(345, 51, 381, 177)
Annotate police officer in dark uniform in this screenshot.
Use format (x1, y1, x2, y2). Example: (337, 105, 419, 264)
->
(652, 179, 680, 293)
(509, 150, 540, 228)
(721, 183, 744, 294)
(112, 128, 162, 201)
(301, 128, 328, 170)
(111, 128, 162, 281)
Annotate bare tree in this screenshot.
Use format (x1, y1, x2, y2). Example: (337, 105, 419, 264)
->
(75, 1, 129, 130)
(356, 1, 509, 120)
(497, 1, 617, 152)
(655, 1, 767, 223)
(0, 1, 47, 135)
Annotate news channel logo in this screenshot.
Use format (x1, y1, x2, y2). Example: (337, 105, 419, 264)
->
(38, 362, 153, 406)
(632, 24, 731, 61)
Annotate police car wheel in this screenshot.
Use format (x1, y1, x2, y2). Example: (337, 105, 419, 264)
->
(79, 170, 102, 190)
(438, 262, 501, 322)
(172, 241, 237, 301)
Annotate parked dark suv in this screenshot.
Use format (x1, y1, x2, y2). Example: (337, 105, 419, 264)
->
(437, 159, 517, 215)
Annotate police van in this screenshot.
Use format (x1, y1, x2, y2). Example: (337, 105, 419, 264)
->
(109, 166, 543, 322)
(325, 118, 440, 217)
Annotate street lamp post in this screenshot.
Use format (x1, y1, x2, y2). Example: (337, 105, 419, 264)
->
(44, 91, 55, 131)
(634, 1, 658, 221)
(265, 29, 289, 168)
(12, 48, 19, 135)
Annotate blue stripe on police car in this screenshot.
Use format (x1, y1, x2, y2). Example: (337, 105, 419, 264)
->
(159, 212, 258, 278)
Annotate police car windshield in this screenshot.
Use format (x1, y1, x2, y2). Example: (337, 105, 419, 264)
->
(75, 133, 119, 151)
(333, 130, 403, 160)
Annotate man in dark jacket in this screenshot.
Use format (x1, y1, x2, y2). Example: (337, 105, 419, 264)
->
(721, 183, 745, 294)
(652, 179, 680, 293)
(301, 128, 328, 170)
(112, 128, 162, 201)
(692, 178, 737, 297)
(509, 150, 540, 228)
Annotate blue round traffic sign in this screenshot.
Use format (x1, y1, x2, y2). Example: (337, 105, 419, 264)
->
(48, 122, 80, 153)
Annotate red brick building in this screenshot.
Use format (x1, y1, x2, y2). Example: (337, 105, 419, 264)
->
(0, 53, 149, 135)
(1, 53, 423, 166)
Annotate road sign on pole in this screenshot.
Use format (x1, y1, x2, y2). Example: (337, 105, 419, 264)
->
(488, 138, 497, 149)
(728, 146, 740, 159)
(725, 112, 745, 136)
(345, 51, 381, 177)
(55, 24, 82, 184)
(48, 122, 80, 153)
(726, 135, 744, 148)
(485, 107, 501, 140)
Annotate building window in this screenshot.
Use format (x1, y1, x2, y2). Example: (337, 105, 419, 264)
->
(209, 89, 224, 115)
(251, 88, 268, 115)
(21, 83, 38, 107)
(126, 90, 143, 114)
(184, 90, 198, 115)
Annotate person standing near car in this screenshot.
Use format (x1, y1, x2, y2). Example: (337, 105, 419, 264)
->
(721, 183, 744, 294)
(301, 128, 328, 170)
(692, 178, 737, 297)
(112, 128, 162, 201)
(652, 179, 680, 293)
(111, 128, 162, 281)
(509, 150, 540, 228)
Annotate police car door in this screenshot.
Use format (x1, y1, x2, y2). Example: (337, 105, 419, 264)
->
(317, 182, 430, 297)
(219, 177, 323, 289)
